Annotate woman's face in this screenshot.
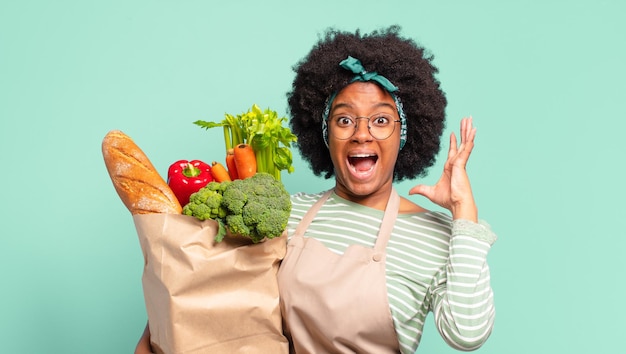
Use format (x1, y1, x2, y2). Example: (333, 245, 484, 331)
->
(328, 82, 401, 208)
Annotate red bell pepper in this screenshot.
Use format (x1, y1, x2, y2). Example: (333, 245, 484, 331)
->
(167, 160, 213, 206)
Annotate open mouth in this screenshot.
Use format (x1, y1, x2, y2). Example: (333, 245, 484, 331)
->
(348, 153, 378, 173)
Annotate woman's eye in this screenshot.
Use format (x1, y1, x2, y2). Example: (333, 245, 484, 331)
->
(372, 116, 390, 126)
(337, 117, 354, 127)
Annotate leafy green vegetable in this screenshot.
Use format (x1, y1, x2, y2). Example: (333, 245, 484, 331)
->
(194, 104, 297, 180)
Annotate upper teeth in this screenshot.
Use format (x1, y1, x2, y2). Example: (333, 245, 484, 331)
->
(350, 154, 374, 158)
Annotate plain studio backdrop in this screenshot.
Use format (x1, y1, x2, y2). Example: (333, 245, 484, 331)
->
(1, 1, 624, 353)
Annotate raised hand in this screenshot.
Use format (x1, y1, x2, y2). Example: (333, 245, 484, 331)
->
(409, 117, 478, 222)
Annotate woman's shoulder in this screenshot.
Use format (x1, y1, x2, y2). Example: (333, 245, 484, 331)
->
(398, 196, 428, 214)
(289, 191, 328, 219)
(290, 191, 327, 204)
(397, 196, 453, 229)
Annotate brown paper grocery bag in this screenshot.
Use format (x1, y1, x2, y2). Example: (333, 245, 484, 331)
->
(133, 213, 289, 354)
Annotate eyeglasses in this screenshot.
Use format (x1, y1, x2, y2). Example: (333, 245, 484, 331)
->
(328, 113, 401, 140)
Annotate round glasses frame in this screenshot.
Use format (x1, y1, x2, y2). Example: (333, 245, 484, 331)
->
(328, 114, 401, 141)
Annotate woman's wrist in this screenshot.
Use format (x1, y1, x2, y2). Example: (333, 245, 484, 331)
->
(450, 201, 478, 223)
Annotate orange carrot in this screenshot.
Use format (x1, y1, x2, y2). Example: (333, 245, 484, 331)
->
(233, 143, 257, 179)
(210, 161, 232, 182)
(225, 148, 239, 180)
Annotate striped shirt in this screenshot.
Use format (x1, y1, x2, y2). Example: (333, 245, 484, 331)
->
(287, 191, 497, 354)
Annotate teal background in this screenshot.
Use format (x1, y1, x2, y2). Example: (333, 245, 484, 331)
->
(1, 0, 625, 353)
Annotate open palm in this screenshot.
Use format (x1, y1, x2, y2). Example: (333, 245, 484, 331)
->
(409, 117, 478, 221)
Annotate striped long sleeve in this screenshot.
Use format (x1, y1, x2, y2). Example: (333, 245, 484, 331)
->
(429, 219, 497, 350)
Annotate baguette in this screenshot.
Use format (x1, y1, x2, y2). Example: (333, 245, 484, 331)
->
(102, 130, 182, 215)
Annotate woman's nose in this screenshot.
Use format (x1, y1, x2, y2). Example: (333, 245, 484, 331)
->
(352, 118, 373, 141)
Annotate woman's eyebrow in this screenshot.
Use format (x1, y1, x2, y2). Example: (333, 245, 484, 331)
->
(331, 102, 396, 113)
(330, 102, 353, 111)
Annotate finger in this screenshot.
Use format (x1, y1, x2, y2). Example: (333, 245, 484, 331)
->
(460, 116, 472, 143)
(448, 131, 458, 160)
(458, 138, 476, 169)
(466, 116, 474, 142)
(457, 117, 464, 143)
(408, 184, 433, 198)
(465, 116, 476, 150)
(458, 117, 476, 151)
(468, 125, 476, 144)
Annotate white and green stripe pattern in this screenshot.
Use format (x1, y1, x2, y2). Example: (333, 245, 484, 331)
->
(287, 192, 496, 353)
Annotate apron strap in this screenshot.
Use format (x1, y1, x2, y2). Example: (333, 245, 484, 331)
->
(373, 188, 400, 258)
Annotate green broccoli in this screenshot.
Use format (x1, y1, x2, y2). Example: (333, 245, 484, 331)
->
(221, 184, 247, 214)
(225, 214, 253, 241)
(256, 210, 289, 240)
(182, 182, 227, 221)
(182, 172, 291, 243)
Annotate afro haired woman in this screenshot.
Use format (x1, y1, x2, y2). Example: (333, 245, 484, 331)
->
(135, 26, 497, 354)
(277, 26, 497, 353)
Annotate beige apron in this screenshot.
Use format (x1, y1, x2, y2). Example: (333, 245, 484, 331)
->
(277, 189, 400, 354)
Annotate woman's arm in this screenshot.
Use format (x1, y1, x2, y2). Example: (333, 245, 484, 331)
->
(410, 117, 497, 349)
(430, 220, 497, 350)
(134, 322, 153, 354)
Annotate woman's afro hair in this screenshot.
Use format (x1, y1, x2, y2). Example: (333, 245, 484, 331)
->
(287, 25, 447, 181)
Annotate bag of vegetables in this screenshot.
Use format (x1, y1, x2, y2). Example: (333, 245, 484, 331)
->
(102, 105, 296, 354)
(133, 214, 288, 354)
